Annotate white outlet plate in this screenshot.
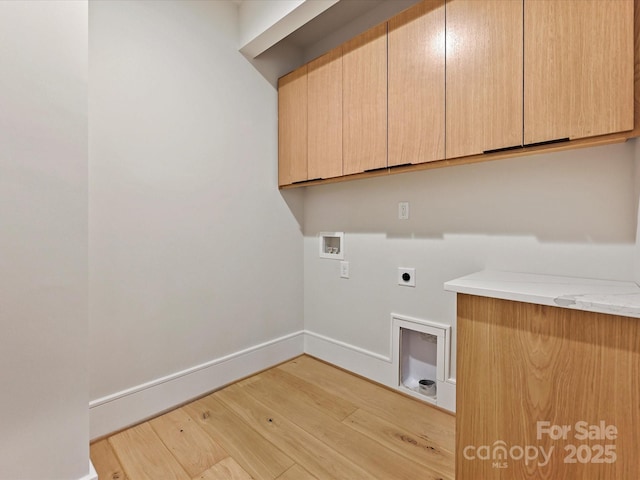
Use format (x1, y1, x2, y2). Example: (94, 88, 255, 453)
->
(398, 267, 415, 287)
(340, 261, 349, 279)
(398, 202, 409, 220)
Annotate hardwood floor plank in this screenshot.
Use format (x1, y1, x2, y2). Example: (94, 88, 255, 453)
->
(91, 356, 455, 480)
(194, 457, 252, 480)
(108, 422, 190, 480)
(90, 439, 128, 480)
(279, 356, 455, 452)
(183, 395, 294, 480)
(343, 408, 454, 479)
(149, 407, 228, 477)
(276, 464, 318, 480)
(256, 367, 358, 421)
(215, 382, 372, 480)
(239, 371, 444, 480)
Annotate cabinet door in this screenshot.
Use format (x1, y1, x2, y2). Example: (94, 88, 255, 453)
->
(308, 46, 342, 180)
(446, 0, 523, 158)
(524, 0, 634, 145)
(388, 0, 445, 166)
(343, 23, 387, 175)
(278, 65, 307, 186)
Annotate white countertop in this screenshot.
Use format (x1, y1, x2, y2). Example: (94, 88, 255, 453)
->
(444, 270, 640, 318)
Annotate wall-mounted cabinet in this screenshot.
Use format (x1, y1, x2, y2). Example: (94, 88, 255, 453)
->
(445, 0, 523, 157)
(278, 65, 307, 185)
(342, 23, 387, 175)
(278, 0, 638, 188)
(308, 46, 343, 181)
(524, 0, 634, 145)
(388, 0, 445, 166)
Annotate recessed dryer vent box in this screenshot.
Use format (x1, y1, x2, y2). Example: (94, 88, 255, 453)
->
(392, 314, 451, 406)
(319, 232, 344, 259)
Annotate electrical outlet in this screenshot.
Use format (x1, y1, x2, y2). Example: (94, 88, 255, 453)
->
(398, 267, 415, 287)
(340, 261, 350, 279)
(398, 202, 409, 220)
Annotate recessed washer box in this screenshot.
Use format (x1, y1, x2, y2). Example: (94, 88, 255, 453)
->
(319, 232, 344, 259)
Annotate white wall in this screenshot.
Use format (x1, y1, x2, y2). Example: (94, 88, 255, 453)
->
(89, 0, 304, 436)
(304, 143, 637, 407)
(239, 0, 338, 58)
(0, 1, 89, 479)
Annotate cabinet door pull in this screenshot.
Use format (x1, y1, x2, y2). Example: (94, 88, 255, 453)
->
(483, 145, 523, 154)
(523, 137, 570, 148)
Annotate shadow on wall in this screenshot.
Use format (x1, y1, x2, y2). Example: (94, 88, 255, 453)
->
(303, 142, 638, 245)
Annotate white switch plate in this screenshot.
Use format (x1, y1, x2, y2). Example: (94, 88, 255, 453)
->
(398, 202, 409, 220)
(340, 261, 350, 279)
(398, 267, 415, 287)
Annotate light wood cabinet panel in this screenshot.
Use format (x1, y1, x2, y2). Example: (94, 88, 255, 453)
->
(456, 294, 640, 479)
(343, 23, 387, 175)
(388, 0, 445, 166)
(308, 46, 342, 180)
(278, 65, 307, 186)
(446, 0, 523, 159)
(524, 0, 634, 145)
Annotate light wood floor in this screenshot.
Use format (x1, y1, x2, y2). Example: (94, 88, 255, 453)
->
(90, 355, 455, 480)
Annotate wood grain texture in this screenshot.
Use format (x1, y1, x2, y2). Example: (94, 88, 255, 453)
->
(184, 396, 294, 480)
(343, 407, 454, 479)
(216, 381, 373, 480)
(256, 367, 358, 422)
(276, 464, 318, 480)
(524, 0, 634, 144)
(307, 46, 342, 180)
(90, 439, 128, 480)
(109, 422, 190, 480)
(342, 23, 387, 175)
(149, 408, 228, 477)
(278, 65, 307, 186)
(244, 364, 449, 480)
(456, 294, 640, 479)
(91, 356, 454, 480)
(279, 355, 456, 454)
(194, 457, 252, 480)
(445, 0, 523, 158)
(388, 0, 445, 166)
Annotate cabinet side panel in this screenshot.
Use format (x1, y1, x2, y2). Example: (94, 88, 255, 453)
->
(456, 294, 640, 480)
(278, 66, 307, 186)
(524, 0, 634, 144)
(343, 23, 388, 175)
(388, 0, 445, 166)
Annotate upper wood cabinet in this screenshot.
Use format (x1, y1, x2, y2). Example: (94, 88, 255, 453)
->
(524, 0, 634, 145)
(277, 0, 638, 188)
(308, 46, 343, 181)
(445, 0, 524, 158)
(343, 23, 388, 176)
(388, 0, 445, 166)
(278, 65, 307, 186)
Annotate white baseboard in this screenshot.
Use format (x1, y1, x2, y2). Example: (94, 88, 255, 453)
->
(90, 330, 304, 439)
(77, 461, 97, 480)
(304, 330, 456, 413)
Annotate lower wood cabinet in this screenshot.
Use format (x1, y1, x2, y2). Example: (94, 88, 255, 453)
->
(456, 294, 640, 479)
